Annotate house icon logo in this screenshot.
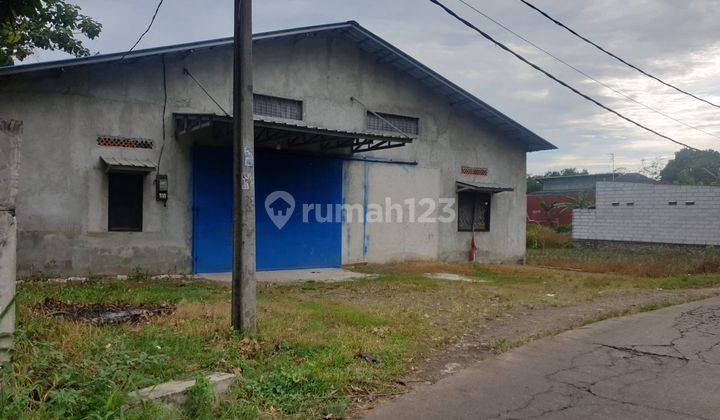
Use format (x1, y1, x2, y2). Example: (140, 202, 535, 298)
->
(264, 191, 295, 230)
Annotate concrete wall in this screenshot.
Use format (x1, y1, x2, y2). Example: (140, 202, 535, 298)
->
(0, 32, 529, 275)
(573, 182, 720, 246)
(0, 118, 21, 361)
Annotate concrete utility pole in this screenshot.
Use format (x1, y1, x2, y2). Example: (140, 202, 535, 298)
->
(0, 118, 21, 361)
(232, 0, 256, 333)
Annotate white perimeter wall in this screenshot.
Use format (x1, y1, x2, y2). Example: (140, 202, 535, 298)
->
(573, 182, 720, 246)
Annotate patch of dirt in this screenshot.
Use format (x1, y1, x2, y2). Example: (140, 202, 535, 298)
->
(36, 298, 175, 325)
(350, 286, 720, 415)
(424, 272, 488, 282)
(346, 261, 481, 276)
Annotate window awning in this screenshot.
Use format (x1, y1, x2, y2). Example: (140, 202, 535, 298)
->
(456, 180, 514, 193)
(100, 156, 156, 173)
(173, 113, 413, 154)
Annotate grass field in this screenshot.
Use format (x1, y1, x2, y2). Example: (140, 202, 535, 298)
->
(3, 253, 720, 418)
(528, 246, 720, 277)
(526, 223, 572, 249)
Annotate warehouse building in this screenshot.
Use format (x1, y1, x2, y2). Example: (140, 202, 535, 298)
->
(0, 21, 555, 276)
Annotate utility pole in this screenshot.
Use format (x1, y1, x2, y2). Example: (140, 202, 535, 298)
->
(609, 153, 616, 181)
(232, 0, 256, 333)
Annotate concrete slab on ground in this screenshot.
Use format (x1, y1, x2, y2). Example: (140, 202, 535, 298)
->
(424, 272, 487, 282)
(127, 372, 235, 407)
(365, 295, 720, 420)
(197, 268, 371, 284)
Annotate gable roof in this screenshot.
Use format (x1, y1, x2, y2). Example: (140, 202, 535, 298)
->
(0, 21, 556, 152)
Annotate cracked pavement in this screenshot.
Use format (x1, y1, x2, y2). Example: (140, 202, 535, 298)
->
(364, 296, 720, 419)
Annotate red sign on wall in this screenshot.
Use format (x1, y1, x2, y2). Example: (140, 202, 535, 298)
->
(461, 166, 488, 176)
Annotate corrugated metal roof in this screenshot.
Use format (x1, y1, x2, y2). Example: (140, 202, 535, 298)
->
(174, 113, 413, 143)
(100, 156, 156, 173)
(456, 180, 514, 193)
(1, 21, 556, 152)
(253, 116, 414, 142)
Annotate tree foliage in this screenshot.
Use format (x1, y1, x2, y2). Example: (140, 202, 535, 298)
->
(538, 198, 557, 219)
(639, 156, 665, 181)
(0, 0, 101, 66)
(555, 193, 595, 214)
(660, 149, 720, 186)
(542, 168, 589, 178)
(526, 176, 542, 193)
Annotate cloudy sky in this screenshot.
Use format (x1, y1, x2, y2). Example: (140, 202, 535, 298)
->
(28, 0, 720, 174)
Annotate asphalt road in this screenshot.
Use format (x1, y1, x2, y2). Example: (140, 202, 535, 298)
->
(365, 296, 720, 419)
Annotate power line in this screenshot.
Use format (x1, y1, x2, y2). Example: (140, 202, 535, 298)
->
(518, 0, 720, 110)
(120, 0, 164, 61)
(183, 68, 231, 116)
(428, 0, 700, 151)
(157, 55, 168, 172)
(456, 0, 720, 141)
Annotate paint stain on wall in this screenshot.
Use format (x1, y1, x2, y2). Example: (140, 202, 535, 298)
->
(343, 162, 352, 261)
(362, 161, 370, 257)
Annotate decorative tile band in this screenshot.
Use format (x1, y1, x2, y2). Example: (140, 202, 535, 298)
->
(97, 136, 153, 149)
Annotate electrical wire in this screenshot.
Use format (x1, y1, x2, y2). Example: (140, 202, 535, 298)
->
(157, 54, 168, 172)
(183, 68, 231, 116)
(120, 0, 165, 62)
(350, 96, 413, 139)
(518, 0, 720, 110)
(456, 0, 720, 141)
(428, 0, 701, 151)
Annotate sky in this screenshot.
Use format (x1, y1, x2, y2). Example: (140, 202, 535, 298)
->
(27, 0, 720, 175)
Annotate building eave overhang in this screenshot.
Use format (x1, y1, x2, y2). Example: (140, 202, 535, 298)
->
(456, 180, 514, 194)
(174, 112, 413, 153)
(100, 156, 156, 174)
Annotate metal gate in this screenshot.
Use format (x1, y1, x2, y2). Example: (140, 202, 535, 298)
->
(192, 146, 342, 273)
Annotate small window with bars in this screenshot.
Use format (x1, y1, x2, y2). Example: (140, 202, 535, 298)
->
(253, 94, 303, 120)
(367, 112, 419, 135)
(457, 191, 491, 232)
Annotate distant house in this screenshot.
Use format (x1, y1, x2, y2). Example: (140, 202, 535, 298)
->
(573, 182, 720, 246)
(527, 173, 657, 226)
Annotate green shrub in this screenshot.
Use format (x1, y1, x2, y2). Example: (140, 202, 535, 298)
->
(553, 225, 572, 233)
(526, 224, 571, 249)
(184, 375, 215, 419)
